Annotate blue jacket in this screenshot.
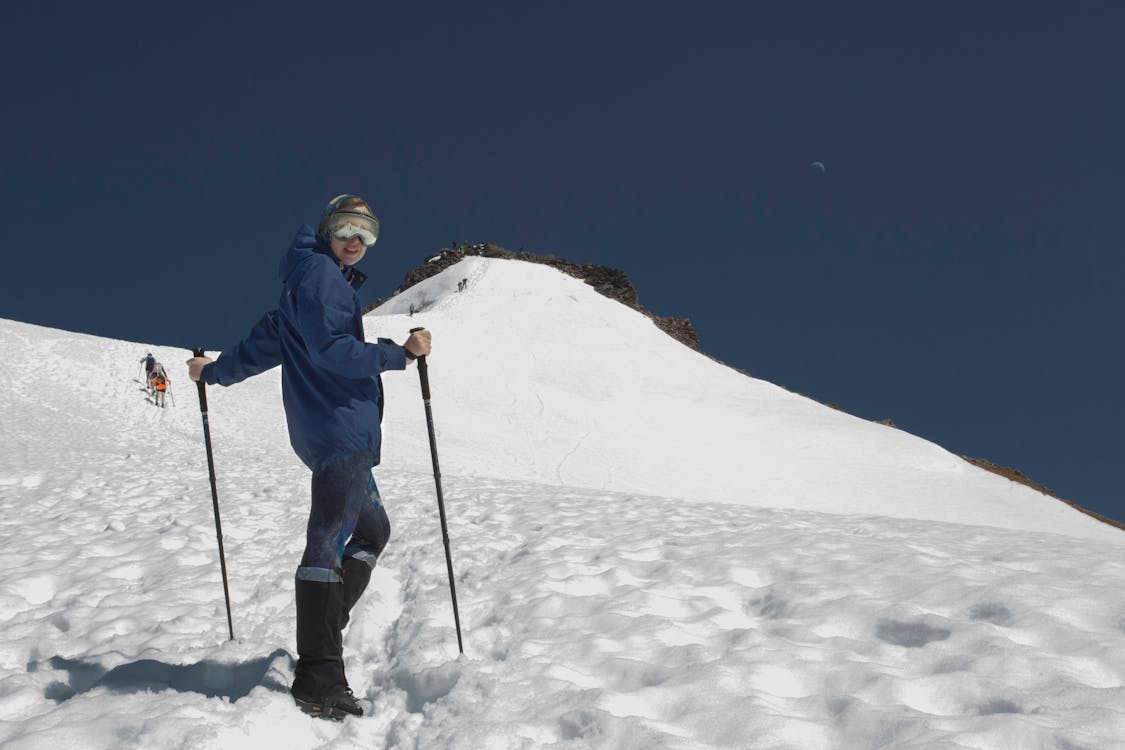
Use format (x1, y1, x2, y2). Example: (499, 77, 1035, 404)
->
(202, 225, 407, 469)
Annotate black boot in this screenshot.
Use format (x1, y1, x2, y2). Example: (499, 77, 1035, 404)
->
(341, 557, 373, 630)
(290, 577, 363, 719)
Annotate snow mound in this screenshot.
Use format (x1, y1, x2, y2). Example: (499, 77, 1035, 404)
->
(369, 257, 1118, 541)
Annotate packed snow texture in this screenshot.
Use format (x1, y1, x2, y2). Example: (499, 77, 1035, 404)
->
(0, 257, 1122, 749)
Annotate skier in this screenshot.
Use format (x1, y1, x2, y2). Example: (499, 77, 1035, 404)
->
(186, 194, 431, 720)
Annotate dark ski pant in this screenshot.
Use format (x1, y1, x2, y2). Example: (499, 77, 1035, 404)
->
(292, 450, 391, 701)
(298, 450, 391, 577)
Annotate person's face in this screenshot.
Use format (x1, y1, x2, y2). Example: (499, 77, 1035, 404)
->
(330, 233, 367, 266)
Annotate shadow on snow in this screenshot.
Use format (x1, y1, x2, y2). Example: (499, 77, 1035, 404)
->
(38, 648, 292, 703)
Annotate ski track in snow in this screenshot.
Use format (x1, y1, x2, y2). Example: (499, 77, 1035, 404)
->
(2, 260, 1125, 749)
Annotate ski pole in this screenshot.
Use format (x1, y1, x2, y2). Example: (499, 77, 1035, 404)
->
(191, 347, 235, 641)
(410, 327, 464, 654)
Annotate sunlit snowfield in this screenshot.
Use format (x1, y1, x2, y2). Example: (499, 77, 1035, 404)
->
(1, 258, 1122, 749)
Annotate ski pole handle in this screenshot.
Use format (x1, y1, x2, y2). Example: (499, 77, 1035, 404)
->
(192, 347, 209, 410)
(409, 327, 430, 399)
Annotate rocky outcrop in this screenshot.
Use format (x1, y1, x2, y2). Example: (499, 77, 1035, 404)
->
(654, 316, 699, 350)
(962, 456, 1125, 531)
(374, 242, 699, 350)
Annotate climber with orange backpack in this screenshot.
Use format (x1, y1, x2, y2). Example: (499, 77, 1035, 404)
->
(152, 371, 169, 407)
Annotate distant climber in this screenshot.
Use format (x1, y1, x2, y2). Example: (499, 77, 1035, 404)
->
(140, 352, 156, 379)
(151, 370, 169, 408)
(147, 362, 168, 396)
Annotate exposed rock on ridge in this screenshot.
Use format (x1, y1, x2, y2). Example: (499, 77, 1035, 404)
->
(962, 456, 1125, 531)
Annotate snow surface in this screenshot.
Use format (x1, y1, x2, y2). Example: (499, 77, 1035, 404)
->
(1, 257, 1123, 749)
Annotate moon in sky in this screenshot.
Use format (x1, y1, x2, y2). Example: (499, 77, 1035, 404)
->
(810, 161, 826, 175)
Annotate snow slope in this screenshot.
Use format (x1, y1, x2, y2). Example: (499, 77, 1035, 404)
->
(0, 257, 1122, 749)
(374, 257, 1115, 540)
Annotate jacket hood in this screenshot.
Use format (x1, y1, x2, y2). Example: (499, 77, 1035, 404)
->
(279, 224, 331, 283)
(279, 224, 369, 290)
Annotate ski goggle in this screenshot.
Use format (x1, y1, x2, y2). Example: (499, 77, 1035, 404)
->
(325, 210, 379, 247)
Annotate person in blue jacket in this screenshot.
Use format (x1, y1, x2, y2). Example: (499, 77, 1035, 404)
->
(187, 194, 431, 720)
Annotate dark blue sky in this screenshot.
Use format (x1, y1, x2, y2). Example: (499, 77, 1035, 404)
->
(3, 3, 1123, 523)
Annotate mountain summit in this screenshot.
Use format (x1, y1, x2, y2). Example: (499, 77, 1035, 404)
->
(370, 256, 1116, 541)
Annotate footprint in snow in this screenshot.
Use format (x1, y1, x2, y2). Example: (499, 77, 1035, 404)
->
(875, 619, 951, 648)
(969, 602, 1013, 625)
